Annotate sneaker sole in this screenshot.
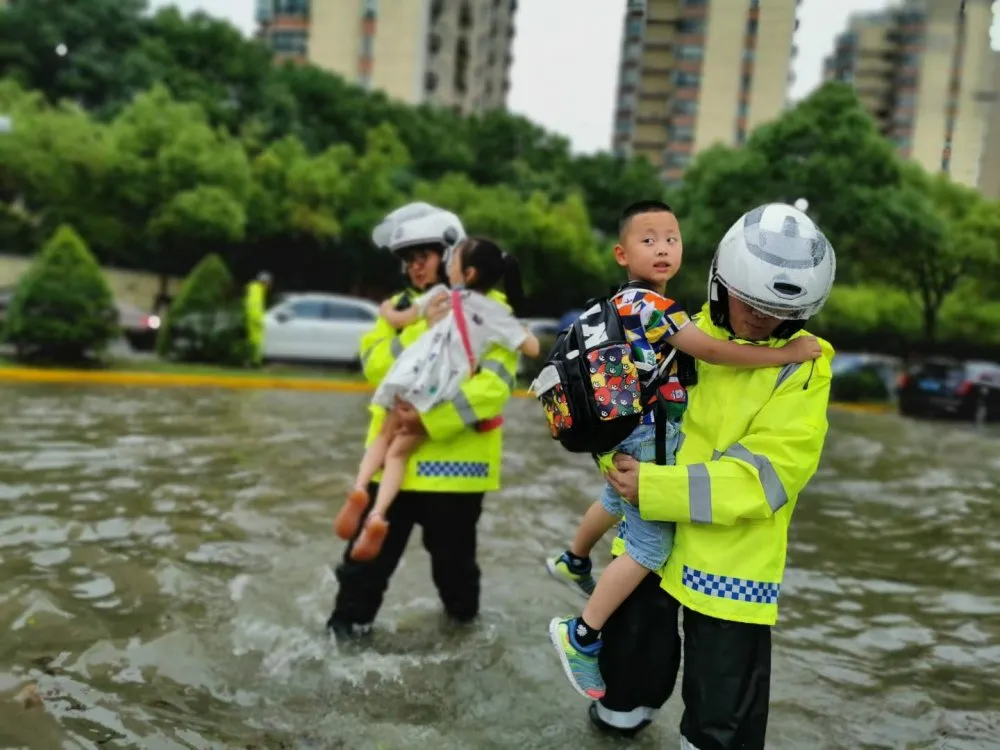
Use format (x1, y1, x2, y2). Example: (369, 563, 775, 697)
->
(544, 558, 593, 601)
(548, 617, 603, 701)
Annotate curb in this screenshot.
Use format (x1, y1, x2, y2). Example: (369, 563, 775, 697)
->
(0, 365, 894, 413)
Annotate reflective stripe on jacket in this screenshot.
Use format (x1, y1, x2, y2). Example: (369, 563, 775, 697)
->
(612, 305, 833, 625)
(358, 288, 518, 493)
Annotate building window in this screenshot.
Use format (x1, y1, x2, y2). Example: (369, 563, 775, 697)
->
(269, 29, 308, 54)
(668, 124, 694, 142)
(359, 73, 371, 90)
(674, 71, 700, 87)
(360, 33, 374, 58)
(740, 73, 752, 90)
(616, 115, 634, 134)
(746, 19, 758, 34)
(625, 41, 642, 60)
(665, 150, 691, 168)
(626, 18, 643, 38)
(362, 0, 378, 12)
(622, 67, 640, 85)
(274, 0, 310, 16)
(676, 44, 703, 60)
(677, 19, 704, 34)
(673, 99, 698, 115)
(738, 100, 748, 117)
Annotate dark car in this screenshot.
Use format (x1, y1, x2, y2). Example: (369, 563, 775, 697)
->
(897, 358, 1000, 423)
(116, 301, 162, 351)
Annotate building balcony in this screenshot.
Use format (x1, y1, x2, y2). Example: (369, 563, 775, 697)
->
(256, 0, 310, 25)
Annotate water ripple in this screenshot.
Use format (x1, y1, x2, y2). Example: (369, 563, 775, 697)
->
(0, 385, 997, 748)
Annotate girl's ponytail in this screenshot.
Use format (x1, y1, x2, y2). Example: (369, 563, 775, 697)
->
(501, 252, 527, 316)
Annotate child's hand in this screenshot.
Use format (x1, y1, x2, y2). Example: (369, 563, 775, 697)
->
(783, 335, 822, 363)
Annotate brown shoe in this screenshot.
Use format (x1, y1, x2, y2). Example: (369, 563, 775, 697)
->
(350, 514, 389, 561)
(334, 488, 369, 540)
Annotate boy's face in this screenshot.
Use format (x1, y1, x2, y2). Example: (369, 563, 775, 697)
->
(614, 210, 683, 290)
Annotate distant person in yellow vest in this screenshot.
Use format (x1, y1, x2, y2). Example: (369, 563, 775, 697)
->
(589, 203, 837, 749)
(326, 202, 521, 640)
(244, 271, 271, 367)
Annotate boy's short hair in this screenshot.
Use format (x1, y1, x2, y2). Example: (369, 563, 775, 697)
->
(618, 200, 675, 239)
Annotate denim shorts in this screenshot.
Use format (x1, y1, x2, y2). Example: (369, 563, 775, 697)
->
(599, 421, 680, 571)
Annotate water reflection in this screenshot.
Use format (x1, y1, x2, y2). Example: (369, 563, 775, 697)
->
(0, 385, 997, 748)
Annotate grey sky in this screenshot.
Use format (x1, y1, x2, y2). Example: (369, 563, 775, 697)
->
(152, 0, 910, 153)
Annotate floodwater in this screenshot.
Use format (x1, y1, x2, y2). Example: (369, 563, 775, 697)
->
(0, 385, 998, 750)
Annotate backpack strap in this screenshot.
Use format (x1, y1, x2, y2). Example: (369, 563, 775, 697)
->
(451, 288, 477, 375)
(653, 395, 669, 466)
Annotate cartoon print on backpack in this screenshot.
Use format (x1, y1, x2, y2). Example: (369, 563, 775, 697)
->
(587, 344, 641, 422)
(541, 384, 572, 436)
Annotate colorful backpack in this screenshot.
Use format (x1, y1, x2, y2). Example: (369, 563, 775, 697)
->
(530, 283, 682, 462)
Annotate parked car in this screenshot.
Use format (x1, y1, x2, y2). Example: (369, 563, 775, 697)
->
(830, 352, 903, 402)
(116, 301, 161, 351)
(263, 293, 380, 367)
(897, 358, 1000, 423)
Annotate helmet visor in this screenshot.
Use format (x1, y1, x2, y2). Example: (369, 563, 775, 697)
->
(723, 283, 819, 321)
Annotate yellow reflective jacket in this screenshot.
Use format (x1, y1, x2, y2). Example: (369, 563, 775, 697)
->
(612, 305, 833, 625)
(358, 288, 519, 493)
(244, 281, 266, 329)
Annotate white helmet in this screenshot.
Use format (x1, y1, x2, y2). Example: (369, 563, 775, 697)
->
(709, 203, 835, 335)
(371, 202, 466, 260)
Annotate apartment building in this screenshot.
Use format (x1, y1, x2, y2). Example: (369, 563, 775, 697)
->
(823, 0, 998, 192)
(611, 0, 800, 185)
(256, 0, 516, 115)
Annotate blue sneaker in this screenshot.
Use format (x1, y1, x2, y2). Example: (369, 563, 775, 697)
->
(545, 552, 596, 599)
(548, 616, 605, 699)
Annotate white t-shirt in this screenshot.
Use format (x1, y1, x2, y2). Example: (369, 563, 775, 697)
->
(372, 285, 527, 413)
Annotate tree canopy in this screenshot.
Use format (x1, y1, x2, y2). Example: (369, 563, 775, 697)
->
(0, 1, 999, 354)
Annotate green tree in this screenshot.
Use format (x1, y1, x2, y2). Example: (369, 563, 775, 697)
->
(676, 83, 904, 286)
(106, 84, 251, 279)
(0, 80, 118, 255)
(414, 174, 607, 314)
(0, 0, 149, 114)
(855, 166, 1000, 339)
(157, 252, 248, 365)
(565, 152, 668, 237)
(4, 224, 118, 362)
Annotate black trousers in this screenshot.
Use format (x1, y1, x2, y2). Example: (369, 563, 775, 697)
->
(327, 482, 484, 633)
(594, 572, 772, 749)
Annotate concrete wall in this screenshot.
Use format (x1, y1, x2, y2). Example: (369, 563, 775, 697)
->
(0, 255, 182, 310)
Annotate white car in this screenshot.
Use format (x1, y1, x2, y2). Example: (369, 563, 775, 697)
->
(263, 293, 380, 366)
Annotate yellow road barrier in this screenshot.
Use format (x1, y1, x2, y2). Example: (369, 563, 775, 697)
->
(0, 364, 896, 414)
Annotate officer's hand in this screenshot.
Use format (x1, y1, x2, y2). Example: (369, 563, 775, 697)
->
(607, 454, 639, 504)
(423, 292, 450, 325)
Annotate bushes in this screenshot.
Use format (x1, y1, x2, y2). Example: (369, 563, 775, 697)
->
(156, 253, 249, 365)
(3, 225, 117, 363)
